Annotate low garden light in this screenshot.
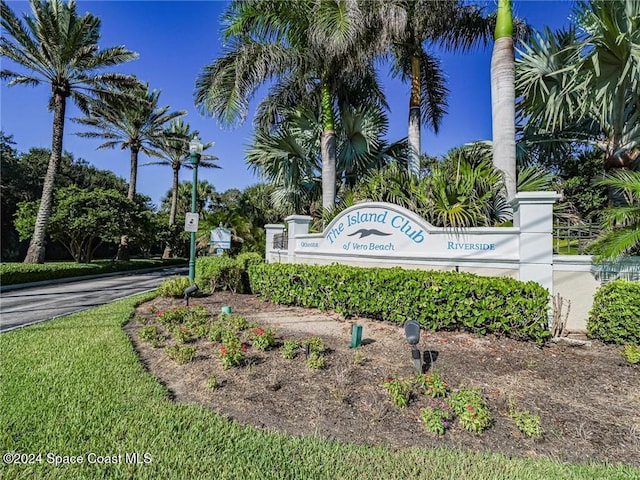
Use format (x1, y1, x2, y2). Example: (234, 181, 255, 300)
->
(404, 320, 422, 373)
(188, 137, 203, 282)
(183, 284, 199, 306)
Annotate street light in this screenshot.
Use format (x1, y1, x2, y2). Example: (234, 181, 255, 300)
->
(188, 136, 203, 282)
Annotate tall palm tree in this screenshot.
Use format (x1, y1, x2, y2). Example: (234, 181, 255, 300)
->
(74, 83, 185, 259)
(145, 120, 219, 258)
(491, 0, 517, 202)
(516, 0, 640, 202)
(0, 0, 138, 263)
(377, 0, 494, 177)
(195, 0, 384, 212)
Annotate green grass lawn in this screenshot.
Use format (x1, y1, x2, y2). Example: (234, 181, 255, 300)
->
(1, 294, 638, 480)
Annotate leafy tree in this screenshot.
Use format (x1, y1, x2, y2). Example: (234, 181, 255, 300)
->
(74, 83, 186, 259)
(556, 149, 608, 223)
(516, 0, 640, 202)
(0, 0, 139, 263)
(195, 0, 384, 211)
(14, 186, 141, 263)
(0, 133, 22, 259)
(0, 139, 132, 261)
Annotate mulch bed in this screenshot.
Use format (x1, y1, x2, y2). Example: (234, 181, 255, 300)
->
(126, 292, 640, 466)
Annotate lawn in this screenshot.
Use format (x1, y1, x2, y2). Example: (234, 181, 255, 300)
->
(1, 294, 637, 480)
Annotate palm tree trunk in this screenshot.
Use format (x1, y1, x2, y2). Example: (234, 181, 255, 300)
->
(117, 147, 140, 261)
(491, 0, 517, 202)
(320, 80, 336, 211)
(24, 92, 66, 263)
(162, 164, 181, 259)
(169, 165, 180, 226)
(408, 54, 421, 177)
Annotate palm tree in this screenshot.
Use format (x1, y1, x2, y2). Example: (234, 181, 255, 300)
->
(246, 103, 406, 215)
(377, 0, 494, 177)
(0, 0, 138, 263)
(74, 83, 185, 259)
(195, 0, 384, 212)
(491, 0, 517, 202)
(591, 170, 640, 259)
(516, 0, 640, 202)
(145, 120, 219, 258)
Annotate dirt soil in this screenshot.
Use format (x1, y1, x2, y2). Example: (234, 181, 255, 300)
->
(128, 292, 640, 466)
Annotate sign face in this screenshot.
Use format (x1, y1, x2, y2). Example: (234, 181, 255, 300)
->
(295, 202, 519, 260)
(184, 213, 199, 232)
(210, 227, 231, 249)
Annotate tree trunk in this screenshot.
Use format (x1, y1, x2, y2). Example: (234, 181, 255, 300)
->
(491, 0, 517, 203)
(321, 130, 337, 212)
(408, 55, 421, 177)
(117, 147, 139, 261)
(24, 92, 67, 263)
(320, 80, 336, 211)
(163, 164, 181, 259)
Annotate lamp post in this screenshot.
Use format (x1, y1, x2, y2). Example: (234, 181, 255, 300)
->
(188, 137, 203, 282)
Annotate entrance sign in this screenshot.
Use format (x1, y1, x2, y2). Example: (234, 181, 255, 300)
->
(210, 227, 231, 250)
(184, 213, 199, 233)
(296, 203, 519, 261)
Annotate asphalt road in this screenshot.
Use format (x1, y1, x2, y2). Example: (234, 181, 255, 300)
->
(0, 267, 187, 333)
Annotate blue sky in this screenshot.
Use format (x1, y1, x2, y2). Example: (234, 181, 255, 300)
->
(1, 0, 575, 208)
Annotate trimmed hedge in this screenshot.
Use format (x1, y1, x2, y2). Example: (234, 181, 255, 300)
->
(195, 253, 264, 294)
(587, 279, 640, 345)
(0, 258, 186, 286)
(248, 263, 550, 344)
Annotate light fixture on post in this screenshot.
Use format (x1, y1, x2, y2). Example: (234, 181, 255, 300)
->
(188, 136, 203, 282)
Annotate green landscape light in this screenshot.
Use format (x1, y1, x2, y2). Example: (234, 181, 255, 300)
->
(188, 137, 203, 282)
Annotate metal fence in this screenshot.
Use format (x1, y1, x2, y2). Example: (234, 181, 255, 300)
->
(273, 232, 288, 250)
(553, 220, 598, 255)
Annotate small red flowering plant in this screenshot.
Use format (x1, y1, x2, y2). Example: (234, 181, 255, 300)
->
(449, 387, 492, 433)
(414, 371, 449, 397)
(217, 334, 247, 369)
(250, 325, 277, 351)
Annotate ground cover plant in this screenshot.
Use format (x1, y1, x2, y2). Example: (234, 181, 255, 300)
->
(1, 294, 638, 479)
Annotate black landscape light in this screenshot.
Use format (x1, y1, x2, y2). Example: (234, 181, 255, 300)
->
(183, 284, 199, 306)
(404, 320, 422, 373)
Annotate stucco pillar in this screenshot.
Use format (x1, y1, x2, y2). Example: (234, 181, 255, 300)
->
(285, 215, 312, 264)
(511, 192, 561, 322)
(264, 224, 285, 263)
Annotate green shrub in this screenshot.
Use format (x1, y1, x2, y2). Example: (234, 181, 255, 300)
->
(0, 258, 186, 286)
(164, 345, 196, 364)
(195, 256, 242, 293)
(449, 387, 492, 433)
(157, 276, 192, 298)
(621, 344, 640, 364)
(249, 264, 550, 343)
(587, 280, 640, 344)
(237, 252, 263, 293)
